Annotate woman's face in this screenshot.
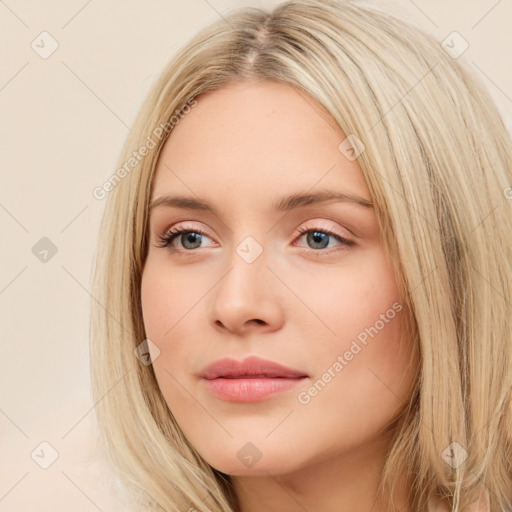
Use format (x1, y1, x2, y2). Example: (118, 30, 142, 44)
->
(141, 80, 419, 477)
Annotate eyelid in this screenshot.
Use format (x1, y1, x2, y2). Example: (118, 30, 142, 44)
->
(157, 219, 351, 241)
(296, 220, 354, 240)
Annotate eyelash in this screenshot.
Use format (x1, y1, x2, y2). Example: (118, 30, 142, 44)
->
(155, 223, 356, 255)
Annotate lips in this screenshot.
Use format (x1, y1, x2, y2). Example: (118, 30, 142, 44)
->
(198, 355, 309, 380)
(198, 355, 310, 402)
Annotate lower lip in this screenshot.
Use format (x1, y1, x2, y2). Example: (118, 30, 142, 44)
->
(202, 377, 308, 402)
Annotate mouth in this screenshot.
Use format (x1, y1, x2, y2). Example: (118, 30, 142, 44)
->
(198, 356, 310, 402)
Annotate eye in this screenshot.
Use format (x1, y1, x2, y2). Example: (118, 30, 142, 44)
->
(154, 224, 215, 251)
(154, 223, 356, 254)
(294, 224, 355, 254)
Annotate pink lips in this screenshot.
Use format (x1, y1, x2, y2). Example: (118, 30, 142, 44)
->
(198, 355, 309, 402)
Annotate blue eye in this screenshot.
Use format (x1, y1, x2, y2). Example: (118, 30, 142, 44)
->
(155, 225, 213, 251)
(295, 226, 355, 252)
(155, 224, 355, 254)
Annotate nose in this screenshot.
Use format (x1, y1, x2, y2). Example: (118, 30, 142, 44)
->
(208, 245, 285, 336)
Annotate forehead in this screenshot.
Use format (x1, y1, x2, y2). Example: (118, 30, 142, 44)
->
(151, 80, 370, 207)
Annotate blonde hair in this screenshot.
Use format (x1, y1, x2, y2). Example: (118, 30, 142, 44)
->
(89, 1, 512, 511)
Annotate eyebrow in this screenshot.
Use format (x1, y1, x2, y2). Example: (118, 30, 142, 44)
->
(149, 189, 374, 215)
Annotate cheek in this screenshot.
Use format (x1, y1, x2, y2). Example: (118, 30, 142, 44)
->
(140, 261, 210, 384)
(292, 251, 416, 401)
(291, 248, 403, 343)
(140, 267, 194, 413)
(140, 261, 205, 340)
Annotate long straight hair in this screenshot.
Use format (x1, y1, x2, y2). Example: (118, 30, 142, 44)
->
(89, 1, 512, 511)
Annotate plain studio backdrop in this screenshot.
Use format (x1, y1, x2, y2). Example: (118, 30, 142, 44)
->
(1, 0, 511, 510)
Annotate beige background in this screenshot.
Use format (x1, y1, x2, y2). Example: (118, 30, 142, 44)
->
(1, 0, 511, 510)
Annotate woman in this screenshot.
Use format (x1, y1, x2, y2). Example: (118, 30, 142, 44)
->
(89, 1, 512, 511)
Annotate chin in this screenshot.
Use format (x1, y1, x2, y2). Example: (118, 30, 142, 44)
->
(198, 442, 307, 477)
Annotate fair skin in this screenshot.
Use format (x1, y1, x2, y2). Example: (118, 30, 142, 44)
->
(140, 80, 420, 512)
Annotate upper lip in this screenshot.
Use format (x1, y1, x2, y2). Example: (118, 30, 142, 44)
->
(198, 356, 309, 379)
